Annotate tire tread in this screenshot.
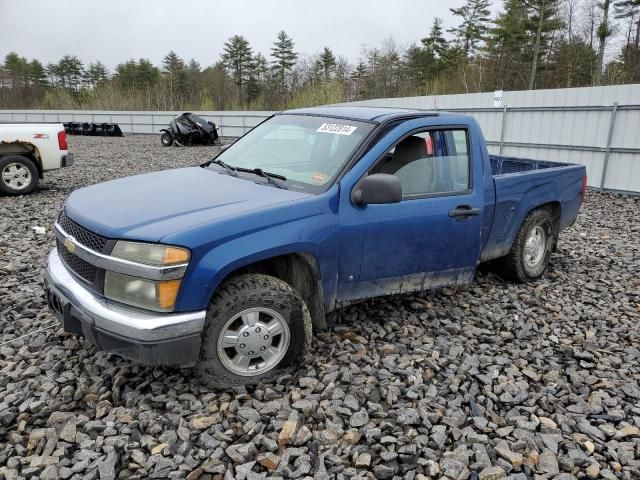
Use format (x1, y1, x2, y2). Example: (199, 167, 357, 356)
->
(195, 274, 312, 389)
(497, 208, 554, 283)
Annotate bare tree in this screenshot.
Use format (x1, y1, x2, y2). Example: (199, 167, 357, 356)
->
(594, 0, 614, 84)
(564, 0, 581, 41)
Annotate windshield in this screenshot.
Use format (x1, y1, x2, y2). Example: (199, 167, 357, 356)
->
(212, 114, 375, 193)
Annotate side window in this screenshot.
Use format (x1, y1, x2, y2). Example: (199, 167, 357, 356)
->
(371, 128, 470, 197)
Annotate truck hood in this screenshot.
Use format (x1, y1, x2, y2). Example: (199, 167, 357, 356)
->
(64, 167, 311, 242)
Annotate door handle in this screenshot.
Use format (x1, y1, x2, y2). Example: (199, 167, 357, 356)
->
(448, 205, 481, 220)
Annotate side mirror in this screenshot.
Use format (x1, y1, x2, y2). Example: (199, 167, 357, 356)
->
(352, 173, 402, 206)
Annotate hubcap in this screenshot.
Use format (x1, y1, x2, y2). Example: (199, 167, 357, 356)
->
(217, 307, 290, 376)
(2, 163, 31, 190)
(524, 225, 546, 268)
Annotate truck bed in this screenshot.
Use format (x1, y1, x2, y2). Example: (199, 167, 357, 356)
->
(489, 155, 572, 176)
(480, 154, 586, 263)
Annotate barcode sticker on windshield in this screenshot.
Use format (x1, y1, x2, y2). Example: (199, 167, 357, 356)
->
(317, 123, 357, 135)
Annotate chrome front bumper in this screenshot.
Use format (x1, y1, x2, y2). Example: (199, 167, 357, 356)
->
(44, 248, 206, 366)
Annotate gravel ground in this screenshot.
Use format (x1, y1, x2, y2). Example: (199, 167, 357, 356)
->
(0, 135, 639, 480)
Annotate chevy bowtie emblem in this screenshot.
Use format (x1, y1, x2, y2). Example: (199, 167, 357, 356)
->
(64, 236, 76, 254)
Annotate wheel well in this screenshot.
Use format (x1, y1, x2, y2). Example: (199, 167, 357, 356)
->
(0, 149, 43, 178)
(535, 201, 561, 236)
(29, 153, 43, 178)
(228, 253, 327, 330)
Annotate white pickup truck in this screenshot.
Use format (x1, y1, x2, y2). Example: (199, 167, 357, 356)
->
(0, 123, 74, 195)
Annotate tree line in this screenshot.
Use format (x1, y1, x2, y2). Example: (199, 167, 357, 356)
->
(1, 0, 639, 111)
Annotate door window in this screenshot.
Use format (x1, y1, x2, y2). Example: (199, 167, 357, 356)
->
(371, 129, 470, 197)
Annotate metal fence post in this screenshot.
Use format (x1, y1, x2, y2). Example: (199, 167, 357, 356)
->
(600, 102, 618, 191)
(499, 104, 507, 154)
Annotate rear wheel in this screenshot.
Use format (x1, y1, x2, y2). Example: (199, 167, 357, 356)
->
(498, 208, 555, 282)
(0, 155, 39, 195)
(195, 274, 312, 388)
(160, 131, 173, 146)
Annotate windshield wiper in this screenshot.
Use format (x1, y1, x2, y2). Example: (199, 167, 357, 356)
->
(211, 159, 238, 177)
(210, 160, 287, 189)
(247, 168, 288, 189)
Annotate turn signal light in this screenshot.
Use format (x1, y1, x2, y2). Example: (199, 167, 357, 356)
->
(157, 280, 182, 310)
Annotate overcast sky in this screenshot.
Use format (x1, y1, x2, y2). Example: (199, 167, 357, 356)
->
(0, 0, 501, 70)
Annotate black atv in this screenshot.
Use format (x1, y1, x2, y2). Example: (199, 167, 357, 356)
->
(160, 113, 219, 146)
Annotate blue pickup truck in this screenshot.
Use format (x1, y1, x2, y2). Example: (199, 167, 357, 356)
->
(45, 106, 586, 387)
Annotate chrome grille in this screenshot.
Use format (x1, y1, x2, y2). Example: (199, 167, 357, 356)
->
(57, 211, 107, 252)
(56, 239, 98, 284)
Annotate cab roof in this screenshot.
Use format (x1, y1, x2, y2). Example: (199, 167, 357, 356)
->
(282, 105, 440, 123)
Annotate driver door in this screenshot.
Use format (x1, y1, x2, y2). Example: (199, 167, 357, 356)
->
(346, 126, 483, 299)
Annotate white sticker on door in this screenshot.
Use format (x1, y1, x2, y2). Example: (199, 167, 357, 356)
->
(317, 123, 357, 135)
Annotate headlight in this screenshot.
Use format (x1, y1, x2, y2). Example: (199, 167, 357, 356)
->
(105, 241, 190, 312)
(105, 271, 181, 312)
(111, 241, 190, 266)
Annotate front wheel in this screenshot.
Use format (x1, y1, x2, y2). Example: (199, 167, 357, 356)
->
(498, 208, 555, 282)
(160, 131, 173, 146)
(195, 274, 312, 388)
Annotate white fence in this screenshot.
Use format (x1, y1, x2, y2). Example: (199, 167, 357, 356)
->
(0, 110, 275, 138)
(2, 83, 640, 192)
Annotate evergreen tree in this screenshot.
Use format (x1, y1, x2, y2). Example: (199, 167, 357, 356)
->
(56, 55, 84, 91)
(84, 62, 109, 87)
(351, 60, 368, 100)
(221, 35, 253, 105)
(246, 53, 268, 104)
(28, 60, 48, 87)
(3, 52, 30, 88)
(485, 0, 530, 89)
(402, 44, 433, 92)
(548, 38, 597, 87)
(270, 30, 297, 102)
(319, 47, 336, 82)
(162, 51, 187, 107)
(421, 18, 452, 81)
(162, 51, 187, 84)
(449, 0, 492, 55)
(137, 59, 160, 86)
(522, 0, 564, 89)
(422, 18, 448, 60)
(115, 59, 159, 88)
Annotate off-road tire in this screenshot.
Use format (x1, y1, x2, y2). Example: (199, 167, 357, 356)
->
(498, 208, 555, 283)
(160, 132, 173, 146)
(0, 155, 39, 196)
(195, 274, 312, 388)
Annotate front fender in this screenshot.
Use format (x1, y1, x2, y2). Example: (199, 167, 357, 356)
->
(177, 240, 325, 312)
(169, 186, 341, 313)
